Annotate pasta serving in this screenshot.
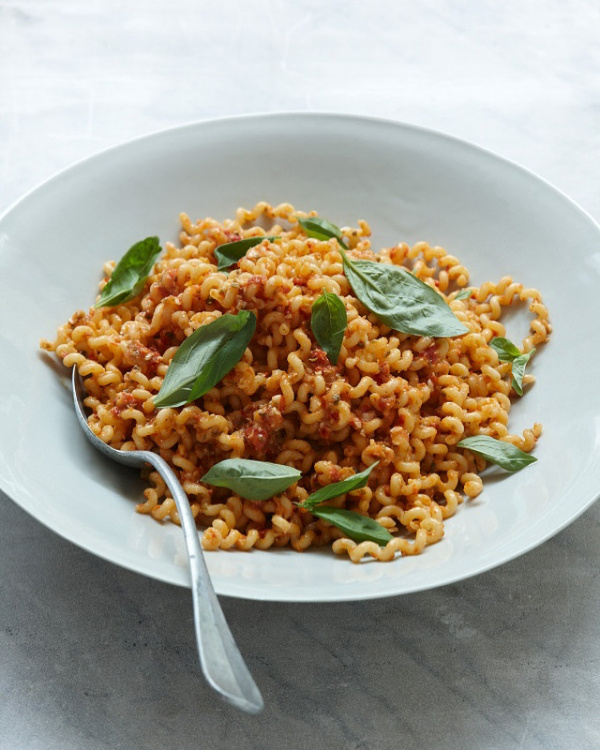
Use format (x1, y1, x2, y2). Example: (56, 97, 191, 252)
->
(41, 202, 550, 563)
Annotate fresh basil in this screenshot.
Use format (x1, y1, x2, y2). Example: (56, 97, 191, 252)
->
(489, 337, 536, 396)
(454, 288, 473, 300)
(457, 435, 537, 472)
(310, 290, 347, 365)
(297, 216, 345, 243)
(153, 311, 256, 408)
(510, 353, 535, 396)
(310, 505, 393, 546)
(297, 216, 468, 338)
(201, 458, 301, 501)
(341, 255, 469, 337)
(299, 462, 379, 510)
(94, 236, 162, 308)
(489, 337, 521, 360)
(214, 235, 279, 271)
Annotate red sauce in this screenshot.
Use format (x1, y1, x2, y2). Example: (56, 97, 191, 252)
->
(423, 343, 439, 366)
(246, 275, 266, 287)
(242, 423, 270, 452)
(123, 341, 162, 377)
(373, 360, 391, 384)
(318, 424, 332, 440)
(307, 348, 335, 374)
(238, 402, 285, 457)
(111, 392, 138, 417)
(153, 329, 176, 354)
(375, 395, 396, 413)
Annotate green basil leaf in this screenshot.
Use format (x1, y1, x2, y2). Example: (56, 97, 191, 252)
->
(454, 288, 473, 300)
(297, 216, 346, 243)
(201, 458, 301, 501)
(310, 506, 393, 546)
(299, 462, 379, 510)
(153, 311, 256, 408)
(341, 256, 468, 337)
(215, 235, 279, 271)
(94, 236, 162, 308)
(310, 290, 347, 365)
(457, 435, 537, 471)
(297, 215, 467, 338)
(489, 337, 522, 361)
(509, 352, 535, 396)
(489, 337, 536, 396)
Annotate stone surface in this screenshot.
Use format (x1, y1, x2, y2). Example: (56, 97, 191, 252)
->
(1, 1, 600, 748)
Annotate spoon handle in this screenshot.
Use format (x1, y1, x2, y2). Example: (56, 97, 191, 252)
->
(144, 452, 264, 714)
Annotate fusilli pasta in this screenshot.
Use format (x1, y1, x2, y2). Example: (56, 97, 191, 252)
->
(41, 202, 551, 563)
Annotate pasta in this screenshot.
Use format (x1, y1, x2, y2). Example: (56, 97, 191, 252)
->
(41, 202, 551, 563)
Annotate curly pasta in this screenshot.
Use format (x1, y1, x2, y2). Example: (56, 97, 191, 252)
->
(41, 202, 551, 563)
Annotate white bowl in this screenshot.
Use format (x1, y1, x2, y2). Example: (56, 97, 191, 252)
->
(1, 113, 598, 601)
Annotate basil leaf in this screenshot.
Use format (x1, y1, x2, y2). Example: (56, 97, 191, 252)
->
(296, 459, 389, 545)
(310, 290, 347, 365)
(310, 506, 393, 546)
(95, 236, 162, 308)
(153, 311, 256, 408)
(509, 352, 535, 396)
(489, 337, 536, 396)
(299, 462, 379, 510)
(457, 435, 537, 471)
(489, 337, 522, 361)
(201, 458, 301, 501)
(215, 235, 279, 271)
(454, 288, 473, 300)
(341, 256, 469, 337)
(297, 216, 346, 243)
(296, 216, 467, 338)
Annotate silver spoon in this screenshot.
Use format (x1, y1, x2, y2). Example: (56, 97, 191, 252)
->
(71, 367, 264, 714)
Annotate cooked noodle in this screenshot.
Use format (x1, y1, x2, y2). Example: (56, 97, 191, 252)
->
(41, 202, 551, 562)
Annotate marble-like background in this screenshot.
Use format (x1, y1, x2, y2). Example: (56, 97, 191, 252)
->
(1, 1, 599, 748)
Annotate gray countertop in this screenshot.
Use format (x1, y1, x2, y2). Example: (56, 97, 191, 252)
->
(2, 1, 599, 748)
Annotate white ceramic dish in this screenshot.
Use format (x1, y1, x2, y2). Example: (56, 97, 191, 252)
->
(1, 113, 599, 602)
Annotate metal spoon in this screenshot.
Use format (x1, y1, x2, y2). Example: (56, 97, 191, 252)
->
(71, 367, 264, 714)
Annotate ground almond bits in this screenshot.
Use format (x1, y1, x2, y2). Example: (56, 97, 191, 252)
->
(41, 202, 551, 563)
